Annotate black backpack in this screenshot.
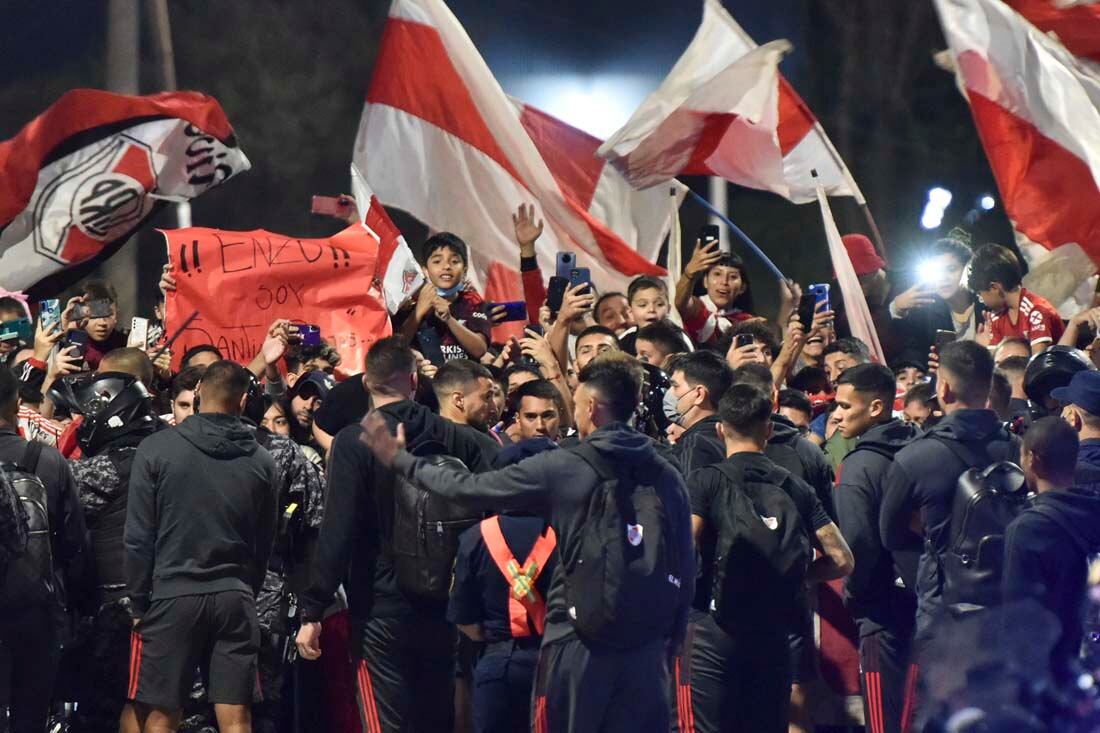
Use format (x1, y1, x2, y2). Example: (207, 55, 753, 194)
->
(937, 437, 1027, 611)
(391, 439, 482, 601)
(559, 443, 684, 649)
(709, 460, 812, 632)
(0, 441, 54, 607)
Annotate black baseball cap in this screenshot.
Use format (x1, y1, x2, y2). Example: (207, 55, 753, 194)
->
(1051, 370, 1100, 415)
(291, 370, 335, 401)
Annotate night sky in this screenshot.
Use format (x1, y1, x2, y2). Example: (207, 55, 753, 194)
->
(0, 1, 1010, 316)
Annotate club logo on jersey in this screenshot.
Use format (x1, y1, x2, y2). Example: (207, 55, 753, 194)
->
(626, 523, 644, 546)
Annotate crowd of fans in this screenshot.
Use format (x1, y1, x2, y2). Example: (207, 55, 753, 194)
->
(2, 207, 1100, 733)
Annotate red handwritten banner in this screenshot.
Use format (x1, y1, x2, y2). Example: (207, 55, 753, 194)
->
(162, 224, 391, 378)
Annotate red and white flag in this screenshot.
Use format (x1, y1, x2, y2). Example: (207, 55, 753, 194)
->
(350, 164, 423, 314)
(599, 0, 860, 204)
(354, 0, 681, 303)
(0, 89, 249, 291)
(817, 189, 885, 365)
(935, 0, 1100, 308)
(1005, 0, 1100, 64)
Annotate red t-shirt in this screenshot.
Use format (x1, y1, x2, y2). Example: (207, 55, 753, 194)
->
(988, 288, 1065, 349)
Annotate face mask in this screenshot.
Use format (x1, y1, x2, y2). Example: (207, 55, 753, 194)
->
(436, 282, 464, 298)
(663, 386, 696, 426)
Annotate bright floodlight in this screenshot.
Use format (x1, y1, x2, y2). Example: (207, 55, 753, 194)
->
(928, 187, 953, 208)
(980, 195, 995, 211)
(921, 208, 943, 230)
(506, 74, 651, 139)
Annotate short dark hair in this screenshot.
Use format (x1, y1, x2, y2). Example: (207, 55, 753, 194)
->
(627, 276, 668, 303)
(823, 337, 872, 364)
(778, 388, 812, 416)
(578, 357, 641, 422)
(423, 232, 469, 268)
(730, 362, 774, 395)
(0, 297, 26, 319)
(989, 370, 1011, 418)
(171, 365, 205, 400)
(996, 355, 1029, 380)
(836, 363, 896, 406)
(364, 336, 416, 388)
(939, 340, 995, 405)
(904, 381, 936, 407)
(504, 364, 542, 392)
(512, 378, 561, 410)
(432, 358, 492, 399)
(969, 243, 1023, 291)
(929, 234, 973, 267)
(1024, 416, 1079, 482)
(636, 321, 686, 360)
(81, 278, 119, 305)
(718, 383, 772, 438)
(99, 347, 154, 389)
(181, 344, 223, 369)
(0, 366, 17, 417)
(594, 291, 627, 316)
(199, 360, 252, 410)
(576, 325, 620, 350)
(995, 338, 1031, 359)
(788, 366, 830, 395)
(286, 340, 341, 373)
(670, 351, 733, 409)
(722, 320, 779, 360)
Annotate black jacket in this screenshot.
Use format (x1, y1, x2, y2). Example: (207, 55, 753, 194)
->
(835, 419, 920, 635)
(768, 414, 836, 520)
(299, 400, 493, 622)
(1003, 488, 1100, 681)
(0, 428, 93, 614)
(392, 423, 695, 649)
(671, 415, 724, 477)
(124, 413, 278, 616)
(879, 409, 1018, 626)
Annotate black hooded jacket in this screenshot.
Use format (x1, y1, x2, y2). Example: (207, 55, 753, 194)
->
(391, 422, 695, 649)
(124, 412, 278, 616)
(835, 419, 920, 635)
(1003, 488, 1100, 680)
(880, 408, 1019, 625)
(299, 399, 493, 623)
(768, 414, 836, 520)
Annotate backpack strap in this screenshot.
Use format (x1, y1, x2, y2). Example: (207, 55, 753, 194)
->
(1029, 504, 1091, 555)
(479, 516, 557, 637)
(19, 440, 43, 476)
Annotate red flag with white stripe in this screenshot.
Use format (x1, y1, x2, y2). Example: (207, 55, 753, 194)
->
(935, 0, 1100, 307)
(599, 0, 860, 204)
(350, 164, 424, 314)
(0, 89, 249, 291)
(355, 0, 681, 302)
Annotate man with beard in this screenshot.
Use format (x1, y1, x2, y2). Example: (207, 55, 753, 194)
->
(433, 358, 503, 459)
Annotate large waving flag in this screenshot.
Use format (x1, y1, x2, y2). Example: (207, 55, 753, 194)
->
(935, 0, 1100, 308)
(1005, 0, 1100, 64)
(599, 0, 860, 204)
(0, 89, 249, 291)
(355, 0, 683, 300)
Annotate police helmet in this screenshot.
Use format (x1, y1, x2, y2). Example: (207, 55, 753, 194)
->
(1024, 345, 1095, 406)
(50, 371, 157, 455)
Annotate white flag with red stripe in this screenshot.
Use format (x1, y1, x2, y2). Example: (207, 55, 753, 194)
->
(355, 0, 681, 304)
(935, 0, 1100, 308)
(350, 164, 423, 314)
(0, 89, 249, 291)
(599, 0, 860, 204)
(817, 188, 886, 365)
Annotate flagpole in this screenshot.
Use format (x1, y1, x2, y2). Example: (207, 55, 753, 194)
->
(687, 189, 785, 281)
(708, 176, 729, 253)
(809, 119, 889, 262)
